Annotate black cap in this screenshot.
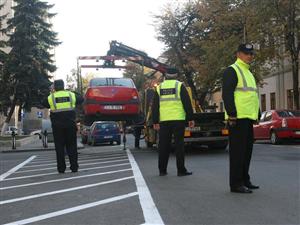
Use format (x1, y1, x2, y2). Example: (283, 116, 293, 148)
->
(53, 79, 64, 90)
(165, 67, 178, 78)
(237, 43, 254, 54)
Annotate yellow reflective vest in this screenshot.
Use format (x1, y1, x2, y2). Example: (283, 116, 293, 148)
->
(48, 90, 76, 113)
(225, 58, 259, 120)
(156, 80, 186, 121)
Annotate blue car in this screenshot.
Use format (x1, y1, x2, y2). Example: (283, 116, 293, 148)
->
(87, 121, 121, 146)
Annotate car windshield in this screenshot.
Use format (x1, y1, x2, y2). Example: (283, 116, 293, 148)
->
(90, 78, 134, 88)
(95, 123, 118, 130)
(277, 110, 300, 117)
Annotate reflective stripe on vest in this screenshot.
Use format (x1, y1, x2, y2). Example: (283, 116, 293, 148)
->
(225, 58, 259, 120)
(48, 91, 76, 113)
(157, 80, 186, 121)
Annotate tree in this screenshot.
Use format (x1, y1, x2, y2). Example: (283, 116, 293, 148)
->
(123, 61, 147, 91)
(1, 0, 60, 135)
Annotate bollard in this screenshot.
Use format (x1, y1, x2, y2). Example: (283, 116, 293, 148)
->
(12, 130, 16, 149)
(122, 122, 127, 150)
(43, 130, 48, 148)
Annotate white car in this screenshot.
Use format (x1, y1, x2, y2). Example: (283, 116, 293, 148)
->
(30, 129, 42, 139)
(4, 126, 19, 135)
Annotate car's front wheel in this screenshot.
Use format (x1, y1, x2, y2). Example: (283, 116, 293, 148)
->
(270, 131, 280, 145)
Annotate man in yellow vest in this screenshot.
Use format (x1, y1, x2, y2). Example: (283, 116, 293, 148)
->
(222, 44, 260, 193)
(152, 68, 195, 176)
(44, 79, 83, 174)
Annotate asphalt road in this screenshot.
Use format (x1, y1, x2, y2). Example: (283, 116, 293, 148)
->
(0, 135, 299, 225)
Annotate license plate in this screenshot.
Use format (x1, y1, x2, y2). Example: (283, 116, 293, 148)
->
(103, 105, 123, 110)
(104, 136, 113, 138)
(295, 131, 300, 135)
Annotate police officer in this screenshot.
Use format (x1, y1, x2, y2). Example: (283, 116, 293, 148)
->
(152, 68, 194, 176)
(222, 44, 260, 193)
(44, 79, 83, 174)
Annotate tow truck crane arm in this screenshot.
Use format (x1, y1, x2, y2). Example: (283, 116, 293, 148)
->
(106, 40, 172, 74)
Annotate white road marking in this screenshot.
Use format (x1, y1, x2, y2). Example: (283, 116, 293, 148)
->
(0, 156, 36, 181)
(0, 176, 134, 205)
(14, 159, 129, 173)
(126, 149, 164, 225)
(31, 153, 126, 164)
(23, 156, 127, 168)
(3, 163, 131, 181)
(0, 168, 132, 190)
(2, 192, 138, 225)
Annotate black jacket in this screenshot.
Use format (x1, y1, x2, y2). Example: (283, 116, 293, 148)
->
(152, 81, 194, 124)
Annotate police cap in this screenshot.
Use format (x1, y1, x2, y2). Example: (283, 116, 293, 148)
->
(237, 43, 254, 54)
(165, 67, 178, 78)
(53, 79, 64, 90)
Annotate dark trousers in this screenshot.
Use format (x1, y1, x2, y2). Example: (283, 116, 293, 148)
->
(52, 124, 78, 172)
(158, 121, 186, 173)
(228, 119, 254, 188)
(134, 126, 142, 148)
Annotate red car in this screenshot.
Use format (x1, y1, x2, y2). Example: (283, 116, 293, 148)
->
(253, 110, 300, 144)
(84, 77, 140, 125)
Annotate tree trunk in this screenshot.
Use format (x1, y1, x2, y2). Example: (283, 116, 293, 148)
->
(1, 99, 16, 136)
(17, 105, 23, 135)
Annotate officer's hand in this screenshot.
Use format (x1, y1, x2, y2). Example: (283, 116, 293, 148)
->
(188, 120, 195, 128)
(153, 124, 160, 130)
(227, 117, 237, 127)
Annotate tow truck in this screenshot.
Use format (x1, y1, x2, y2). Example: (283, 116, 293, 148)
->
(104, 41, 229, 150)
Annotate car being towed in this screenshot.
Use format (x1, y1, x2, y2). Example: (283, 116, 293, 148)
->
(253, 109, 300, 144)
(83, 77, 140, 125)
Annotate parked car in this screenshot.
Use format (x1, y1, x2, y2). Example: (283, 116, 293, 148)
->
(253, 110, 300, 144)
(83, 77, 140, 125)
(87, 121, 121, 146)
(80, 126, 90, 144)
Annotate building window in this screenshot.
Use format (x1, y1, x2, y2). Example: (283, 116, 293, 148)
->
(287, 89, 294, 109)
(270, 92, 276, 110)
(261, 94, 266, 112)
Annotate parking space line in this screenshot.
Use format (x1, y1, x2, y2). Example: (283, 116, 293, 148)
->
(0, 156, 36, 181)
(0, 176, 134, 205)
(3, 163, 131, 181)
(2, 192, 138, 225)
(126, 149, 164, 225)
(14, 159, 129, 173)
(0, 168, 132, 190)
(23, 156, 128, 168)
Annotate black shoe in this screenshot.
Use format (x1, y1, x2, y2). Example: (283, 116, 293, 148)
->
(231, 186, 253, 193)
(245, 183, 259, 189)
(159, 172, 167, 176)
(58, 171, 65, 174)
(177, 171, 193, 177)
(71, 169, 78, 173)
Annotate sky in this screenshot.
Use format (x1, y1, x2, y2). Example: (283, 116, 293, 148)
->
(47, 0, 179, 80)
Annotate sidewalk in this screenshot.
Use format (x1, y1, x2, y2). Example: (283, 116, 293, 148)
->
(1, 137, 84, 153)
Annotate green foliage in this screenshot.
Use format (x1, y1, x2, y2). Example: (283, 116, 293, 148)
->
(123, 62, 146, 91)
(154, 0, 300, 108)
(3, 0, 60, 111)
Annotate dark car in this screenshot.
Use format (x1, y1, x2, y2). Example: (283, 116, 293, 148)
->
(87, 121, 121, 146)
(254, 109, 300, 144)
(83, 77, 140, 124)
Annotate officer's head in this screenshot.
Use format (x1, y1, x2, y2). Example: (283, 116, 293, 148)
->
(53, 79, 65, 91)
(237, 43, 255, 64)
(164, 67, 178, 80)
